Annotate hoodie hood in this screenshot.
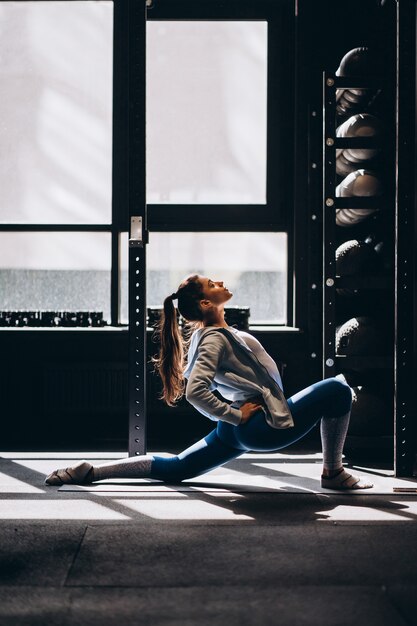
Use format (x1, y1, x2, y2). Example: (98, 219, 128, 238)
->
(184, 327, 223, 379)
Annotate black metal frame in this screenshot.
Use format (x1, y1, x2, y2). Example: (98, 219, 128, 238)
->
(127, 1, 147, 456)
(322, 4, 417, 476)
(394, 0, 416, 477)
(322, 75, 337, 379)
(303, 102, 323, 376)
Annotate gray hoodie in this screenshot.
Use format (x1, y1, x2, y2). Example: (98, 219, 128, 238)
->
(184, 326, 294, 429)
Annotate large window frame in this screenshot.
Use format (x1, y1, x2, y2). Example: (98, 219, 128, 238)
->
(0, 0, 122, 326)
(145, 0, 296, 328)
(0, 0, 297, 329)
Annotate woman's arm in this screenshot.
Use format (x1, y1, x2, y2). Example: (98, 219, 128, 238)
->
(186, 334, 243, 425)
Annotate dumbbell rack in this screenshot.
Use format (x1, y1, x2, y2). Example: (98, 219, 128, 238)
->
(322, 71, 414, 476)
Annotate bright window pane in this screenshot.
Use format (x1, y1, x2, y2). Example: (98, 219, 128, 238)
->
(120, 233, 287, 324)
(0, 1, 113, 224)
(0, 232, 111, 321)
(146, 21, 267, 204)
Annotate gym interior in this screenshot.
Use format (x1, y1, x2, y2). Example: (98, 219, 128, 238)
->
(0, 0, 416, 624)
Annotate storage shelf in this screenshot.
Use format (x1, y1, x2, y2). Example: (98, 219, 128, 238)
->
(333, 197, 382, 209)
(334, 137, 382, 149)
(332, 76, 382, 90)
(336, 355, 393, 369)
(0, 326, 126, 332)
(336, 274, 392, 289)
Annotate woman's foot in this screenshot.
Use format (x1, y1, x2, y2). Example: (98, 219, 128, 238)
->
(321, 467, 373, 490)
(45, 461, 94, 486)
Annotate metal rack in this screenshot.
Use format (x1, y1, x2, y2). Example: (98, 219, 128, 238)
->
(394, 0, 416, 477)
(128, 0, 148, 457)
(322, 73, 387, 377)
(322, 71, 395, 461)
(322, 62, 415, 476)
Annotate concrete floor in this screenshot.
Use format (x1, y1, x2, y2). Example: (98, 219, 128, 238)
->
(0, 449, 417, 626)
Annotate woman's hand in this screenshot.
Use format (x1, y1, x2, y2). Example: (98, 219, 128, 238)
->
(239, 400, 263, 424)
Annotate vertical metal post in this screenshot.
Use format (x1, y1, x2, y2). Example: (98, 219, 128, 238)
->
(394, 0, 416, 476)
(322, 73, 337, 380)
(128, 0, 147, 456)
(307, 105, 323, 378)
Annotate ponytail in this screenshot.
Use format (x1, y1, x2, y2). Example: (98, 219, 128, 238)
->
(153, 294, 184, 406)
(153, 275, 204, 406)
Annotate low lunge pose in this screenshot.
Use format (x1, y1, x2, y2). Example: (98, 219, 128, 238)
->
(46, 275, 373, 490)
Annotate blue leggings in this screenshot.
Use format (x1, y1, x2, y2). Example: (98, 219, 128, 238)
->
(151, 377, 352, 483)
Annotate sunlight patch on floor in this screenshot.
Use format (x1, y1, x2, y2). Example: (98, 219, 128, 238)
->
(0, 472, 44, 494)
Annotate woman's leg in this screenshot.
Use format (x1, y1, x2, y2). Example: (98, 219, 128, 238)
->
(45, 427, 246, 485)
(150, 429, 246, 482)
(218, 377, 372, 489)
(223, 377, 352, 452)
(45, 377, 371, 488)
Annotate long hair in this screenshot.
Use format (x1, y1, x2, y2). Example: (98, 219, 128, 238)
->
(153, 275, 204, 406)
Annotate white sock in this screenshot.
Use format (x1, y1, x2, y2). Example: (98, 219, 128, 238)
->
(320, 411, 350, 471)
(92, 455, 154, 481)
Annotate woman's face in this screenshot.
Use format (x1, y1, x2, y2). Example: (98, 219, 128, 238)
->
(199, 276, 233, 306)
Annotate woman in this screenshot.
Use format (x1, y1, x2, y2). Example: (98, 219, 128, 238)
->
(45, 274, 373, 490)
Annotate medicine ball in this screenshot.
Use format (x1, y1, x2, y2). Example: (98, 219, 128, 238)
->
(340, 90, 363, 104)
(336, 114, 382, 165)
(336, 316, 384, 356)
(335, 47, 379, 118)
(336, 153, 358, 177)
(336, 47, 376, 78)
(336, 238, 380, 276)
(349, 385, 392, 436)
(336, 169, 381, 227)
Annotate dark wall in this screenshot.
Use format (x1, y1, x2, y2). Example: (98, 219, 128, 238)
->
(0, 328, 310, 451)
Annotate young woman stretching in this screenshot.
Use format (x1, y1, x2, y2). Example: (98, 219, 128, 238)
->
(45, 274, 373, 490)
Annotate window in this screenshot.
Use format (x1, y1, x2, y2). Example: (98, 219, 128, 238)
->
(144, 1, 294, 327)
(0, 1, 113, 224)
(0, 0, 295, 329)
(147, 21, 268, 205)
(0, 232, 111, 319)
(0, 0, 115, 325)
(121, 232, 288, 325)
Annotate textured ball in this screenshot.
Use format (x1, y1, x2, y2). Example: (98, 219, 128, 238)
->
(336, 47, 375, 78)
(336, 152, 358, 177)
(335, 47, 378, 118)
(349, 386, 392, 436)
(336, 239, 380, 276)
(341, 90, 363, 104)
(336, 169, 382, 227)
(336, 114, 382, 162)
(336, 317, 384, 356)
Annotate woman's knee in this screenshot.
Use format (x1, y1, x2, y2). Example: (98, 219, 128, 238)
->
(150, 456, 193, 482)
(326, 377, 353, 416)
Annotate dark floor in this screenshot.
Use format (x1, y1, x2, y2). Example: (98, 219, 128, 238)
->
(1, 449, 416, 626)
